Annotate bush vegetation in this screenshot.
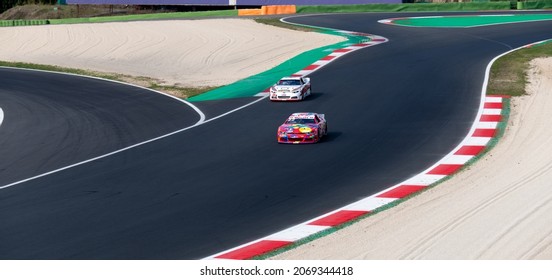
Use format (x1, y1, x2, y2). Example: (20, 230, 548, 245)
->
(1, 1, 57, 14)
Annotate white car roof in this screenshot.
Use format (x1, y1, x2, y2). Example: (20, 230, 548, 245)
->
(288, 112, 317, 119)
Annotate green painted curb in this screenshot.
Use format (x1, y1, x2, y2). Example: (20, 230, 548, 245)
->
(188, 29, 368, 102)
(392, 13, 552, 28)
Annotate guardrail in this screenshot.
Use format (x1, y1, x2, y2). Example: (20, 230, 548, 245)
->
(238, 5, 296, 16)
(0, 19, 50, 27)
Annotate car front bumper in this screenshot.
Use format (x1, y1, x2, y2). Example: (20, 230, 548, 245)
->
(270, 92, 302, 101)
(277, 133, 318, 144)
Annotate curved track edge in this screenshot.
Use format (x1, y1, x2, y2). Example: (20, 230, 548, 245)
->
(203, 38, 550, 261)
(0, 66, 207, 190)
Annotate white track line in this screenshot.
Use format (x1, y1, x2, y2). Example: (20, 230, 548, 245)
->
(0, 66, 206, 124)
(0, 107, 4, 128)
(0, 66, 267, 190)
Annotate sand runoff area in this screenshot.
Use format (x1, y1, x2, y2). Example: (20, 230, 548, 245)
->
(0, 19, 342, 87)
(1, 19, 551, 259)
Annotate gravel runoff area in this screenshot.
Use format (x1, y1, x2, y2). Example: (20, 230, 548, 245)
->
(1, 19, 551, 259)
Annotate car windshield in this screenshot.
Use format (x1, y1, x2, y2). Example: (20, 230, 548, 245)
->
(286, 118, 315, 124)
(277, 79, 301, 86)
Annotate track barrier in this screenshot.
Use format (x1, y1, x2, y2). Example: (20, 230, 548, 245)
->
(0, 19, 50, 27)
(238, 5, 296, 16)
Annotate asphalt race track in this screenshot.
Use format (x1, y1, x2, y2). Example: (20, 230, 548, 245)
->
(0, 69, 203, 186)
(1, 12, 551, 259)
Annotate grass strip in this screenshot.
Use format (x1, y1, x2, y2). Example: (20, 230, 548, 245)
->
(0, 9, 238, 27)
(0, 61, 216, 98)
(48, 9, 238, 25)
(488, 40, 552, 96)
(254, 18, 317, 32)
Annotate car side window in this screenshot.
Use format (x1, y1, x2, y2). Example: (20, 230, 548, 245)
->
(314, 116, 320, 123)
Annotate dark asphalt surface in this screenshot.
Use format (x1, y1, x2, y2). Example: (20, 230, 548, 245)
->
(1, 12, 551, 259)
(0, 69, 202, 186)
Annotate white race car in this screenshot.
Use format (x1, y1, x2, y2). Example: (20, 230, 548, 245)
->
(269, 76, 311, 101)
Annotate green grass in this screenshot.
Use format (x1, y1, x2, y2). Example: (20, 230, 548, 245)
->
(254, 17, 317, 32)
(48, 9, 238, 25)
(488, 41, 552, 96)
(149, 84, 218, 99)
(0, 5, 239, 27)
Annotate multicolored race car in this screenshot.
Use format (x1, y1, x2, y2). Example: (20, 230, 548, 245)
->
(269, 76, 311, 101)
(277, 112, 327, 144)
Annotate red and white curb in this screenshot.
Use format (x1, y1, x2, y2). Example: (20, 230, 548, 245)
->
(204, 95, 507, 260)
(203, 35, 547, 262)
(255, 31, 388, 97)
